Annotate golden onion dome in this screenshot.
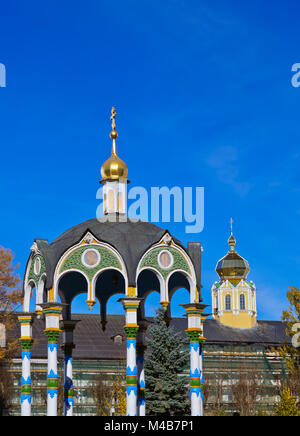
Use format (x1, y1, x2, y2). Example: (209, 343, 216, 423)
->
(100, 107, 128, 183)
(216, 219, 250, 284)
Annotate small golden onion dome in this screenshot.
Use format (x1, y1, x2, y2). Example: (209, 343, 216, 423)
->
(100, 150, 128, 181)
(100, 107, 128, 182)
(216, 220, 250, 284)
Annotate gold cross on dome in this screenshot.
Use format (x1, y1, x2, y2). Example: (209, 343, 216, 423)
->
(110, 106, 117, 131)
(230, 217, 234, 233)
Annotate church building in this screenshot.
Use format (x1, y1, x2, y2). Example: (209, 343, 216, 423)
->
(5, 109, 290, 416)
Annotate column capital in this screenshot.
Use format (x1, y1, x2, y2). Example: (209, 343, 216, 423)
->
(118, 297, 143, 310)
(40, 302, 66, 314)
(18, 312, 35, 323)
(59, 319, 80, 332)
(181, 302, 210, 313)
(185, 329, 201, 342)
(124, 325, 139, 338)
(19, 338, 34, 350)
(137, 318, 150, 331)
(42, 303, 65, 341)
(44, 330, 61, 343)
(19, 313, 35, 351)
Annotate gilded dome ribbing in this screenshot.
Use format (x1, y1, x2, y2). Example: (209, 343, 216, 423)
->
(216, 221, 250, 284)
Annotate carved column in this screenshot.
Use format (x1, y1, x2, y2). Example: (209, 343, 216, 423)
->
(18, 314, 35, 416)
(119, 297, 142, 416)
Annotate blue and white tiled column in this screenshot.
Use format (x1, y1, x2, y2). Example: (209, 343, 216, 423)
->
(119, 297, 142, 416)
(41, 303, 63, 416)
(18, 314, 34, 416)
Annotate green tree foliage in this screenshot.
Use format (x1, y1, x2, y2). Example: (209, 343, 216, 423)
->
(0, 246, 22, 415)
(274, 387, 300, 416)
(0, 246, 22, 360)
(144, 307, 189, 415)
(278, 287, 300, 397)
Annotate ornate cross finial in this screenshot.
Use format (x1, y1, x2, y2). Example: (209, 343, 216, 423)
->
(228, 218, 236, 251)
(109, 106, 118, 151)
(110, 106, 117, 131)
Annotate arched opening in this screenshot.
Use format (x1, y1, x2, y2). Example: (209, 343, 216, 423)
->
(23, 281, 36, 313)
(168, 271, 193, 320)
(95, 269, 126, 330)
(29, 286, 37, 313)
(137, 269, 163, 319)
(106, 293, 127, 315)
(57, 271, 89, 319)
(143, 290, 160, 318)
(71, 293, 100, 314)
(37, 275, 46, 308)
(170, 288, 190, 318)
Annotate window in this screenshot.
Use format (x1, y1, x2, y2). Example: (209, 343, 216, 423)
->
(225, 294, 231, 311)
(81, 249, 100, 268)
(117, 192, 123, 213)
(240, 294, 246, 310)
(158, 250, 173, 269)
(108, 190, 115, 212)
(112, 334, 123, 345)
(34, 257, 41, 275)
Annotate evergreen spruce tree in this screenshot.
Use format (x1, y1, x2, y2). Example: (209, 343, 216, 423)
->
(144, 307, 190, 415)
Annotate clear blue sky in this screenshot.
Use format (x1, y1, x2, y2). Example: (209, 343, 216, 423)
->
(0, 0, 299, 320)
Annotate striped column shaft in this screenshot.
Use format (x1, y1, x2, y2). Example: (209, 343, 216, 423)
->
(46, 336, 60, 416)
(136, 319, 148, 416)
(187, 331, 201, 416)
(41, 303, 63, 417)
(199, 342, 204, 416)
(20, 347, 33, 416)
(125, 329, 139, 416)
(60, 320, 78, 417)
(181, 303, 208, 417)
(136, 347, 146, 416)
(18, 315, 34, 416)
(119, 297, 142, 417)
(63, 355, 74, 416)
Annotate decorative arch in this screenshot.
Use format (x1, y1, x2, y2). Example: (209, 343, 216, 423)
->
(23, 280, 36, 313)
(136, 234, 197, 306)
(23, 252, 47, 313)
(53, 233, 128, 308)
(94, 268, 127, 329)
